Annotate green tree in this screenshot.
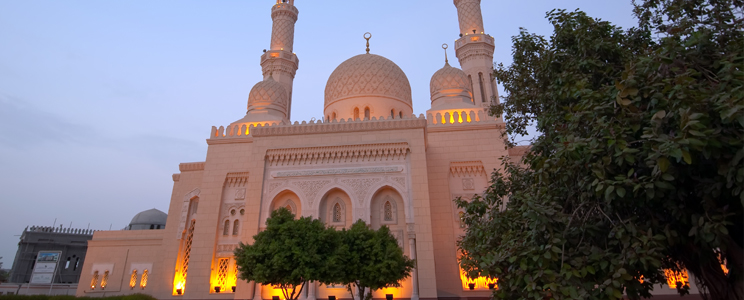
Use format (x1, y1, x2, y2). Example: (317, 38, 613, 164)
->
(457, 1, 743, 299)
(0, 257, 7, 283)
(235, 208, 338, 300)
(336, 221, 415, 300)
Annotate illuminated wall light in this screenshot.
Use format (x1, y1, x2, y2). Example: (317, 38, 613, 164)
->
(141, 269, 149, 290)
(90, 271, 99, 290)
(130, 269, 138, 289)
(101, 270, 109, 290)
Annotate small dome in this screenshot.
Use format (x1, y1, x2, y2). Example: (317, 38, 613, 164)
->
(324, 54, 412, 109)
(430, 62, 471, 98)
(128, 208, 167, 230)
(248, 76, 288, 112)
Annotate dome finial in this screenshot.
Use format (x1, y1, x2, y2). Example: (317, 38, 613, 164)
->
(442, 43, 449, 65)
(364, 32, 372, 54)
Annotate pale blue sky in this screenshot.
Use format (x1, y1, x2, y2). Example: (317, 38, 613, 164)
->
(0, 0, 637, 268)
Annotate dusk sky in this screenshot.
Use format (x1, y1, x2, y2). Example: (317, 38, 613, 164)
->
(0, 0, 638, 268)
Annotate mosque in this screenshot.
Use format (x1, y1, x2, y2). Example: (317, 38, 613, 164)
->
(74, 1, 700, 300)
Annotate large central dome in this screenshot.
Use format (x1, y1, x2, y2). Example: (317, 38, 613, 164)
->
(324, 53, 412, 120)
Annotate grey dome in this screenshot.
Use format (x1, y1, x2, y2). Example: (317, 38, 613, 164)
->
(128, 208, 167, 230)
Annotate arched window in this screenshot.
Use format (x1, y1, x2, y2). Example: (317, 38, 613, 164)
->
(189, 198, 199, 216)
(384, 201, 393, 221)
(232, 220, 240, 236)
(468, 75, 475, 103)
(489, 73, 497, 103)
(332, 112, 337, 120)
(130, 270, 138, 289)
(326, 115, 330, 121)
(91, 271, 99, 290)
(140, 269, 149, 290)
(353, 108, 360, 120)
(478, 72, 486, 103)
(364, 107, 370, 119)
(101, 270, 110, 290)
(399, 111, 403, 118)
(223, 220, 230, 236)
(390, 109, 395, 118)
(333, 203, 342, 222)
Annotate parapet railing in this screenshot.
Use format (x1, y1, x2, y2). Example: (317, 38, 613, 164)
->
(426, 109, 499, 126)
(25, 226, 97, 235)
(210, 114, 428, 140)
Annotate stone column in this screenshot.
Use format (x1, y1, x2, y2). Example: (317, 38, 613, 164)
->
(253, 282, 262, 300)
(408, 227, 419, 300)
(307, 281, 316, 300)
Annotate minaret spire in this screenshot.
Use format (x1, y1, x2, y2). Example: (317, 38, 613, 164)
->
(442, 43, 449, 65)
(364, 32, 372, 54)
(453, 0, 498, 108)
(261, 0, 300, 121)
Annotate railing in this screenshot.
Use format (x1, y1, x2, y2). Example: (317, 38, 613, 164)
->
(426, 109, 498, 125)
(210, 114, 428, 140)
(26, 226, 96, 235)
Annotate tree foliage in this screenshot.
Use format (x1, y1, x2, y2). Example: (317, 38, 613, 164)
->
(235, 208, 338, 300)
(335, 221, 415, 300)
(0, 257, 7, 283)
(234, 211, 414, 300)
(457, 1, 743, 299)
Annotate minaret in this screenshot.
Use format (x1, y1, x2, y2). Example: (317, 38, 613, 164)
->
(453, 0, 498, 108)
(261, 0, 300, 120)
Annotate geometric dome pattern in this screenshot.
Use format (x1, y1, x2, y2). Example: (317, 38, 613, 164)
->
(248, 76, 288, 110)
(324, 53, 412, 108)
(430, 62, 471, 97)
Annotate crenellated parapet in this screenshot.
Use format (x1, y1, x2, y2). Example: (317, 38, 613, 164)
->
(209, 114, 427, 144)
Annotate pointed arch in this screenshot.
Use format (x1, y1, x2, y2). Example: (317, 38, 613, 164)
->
(353, 107, 360, 120)
(369, 186, 406, 252)
(478, 72, 486, 103)
(364, 107, 371, 119)
(318, 188, 352, 228)
(269, 189, 301, 219)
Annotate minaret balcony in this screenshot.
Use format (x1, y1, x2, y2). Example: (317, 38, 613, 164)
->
(261, 50, 299, 66)
(454, 33, 494, 50)
(271, 3, 299, 18)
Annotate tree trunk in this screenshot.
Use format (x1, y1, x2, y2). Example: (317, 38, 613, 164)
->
(686, 237, 744, 300)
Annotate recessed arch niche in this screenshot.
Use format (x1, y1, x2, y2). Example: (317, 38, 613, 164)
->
(318, 188, 352, 229)
(270, 190, 301, 218)
(370, 187, 407, 254)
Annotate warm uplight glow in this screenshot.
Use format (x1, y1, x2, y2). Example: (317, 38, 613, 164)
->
(101, 271, 109, 290)
(141, 269, 149, 290)
(460, 268, 498, 290)
(379, 287, 403, 298)
(664, 269, 689, 289)
(436, 110, 474, 124)
(271, 52, 280, 58)
(130, 269, 138, 289)
(470, 36, 480, 42)
(211, 258, 238, 293)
